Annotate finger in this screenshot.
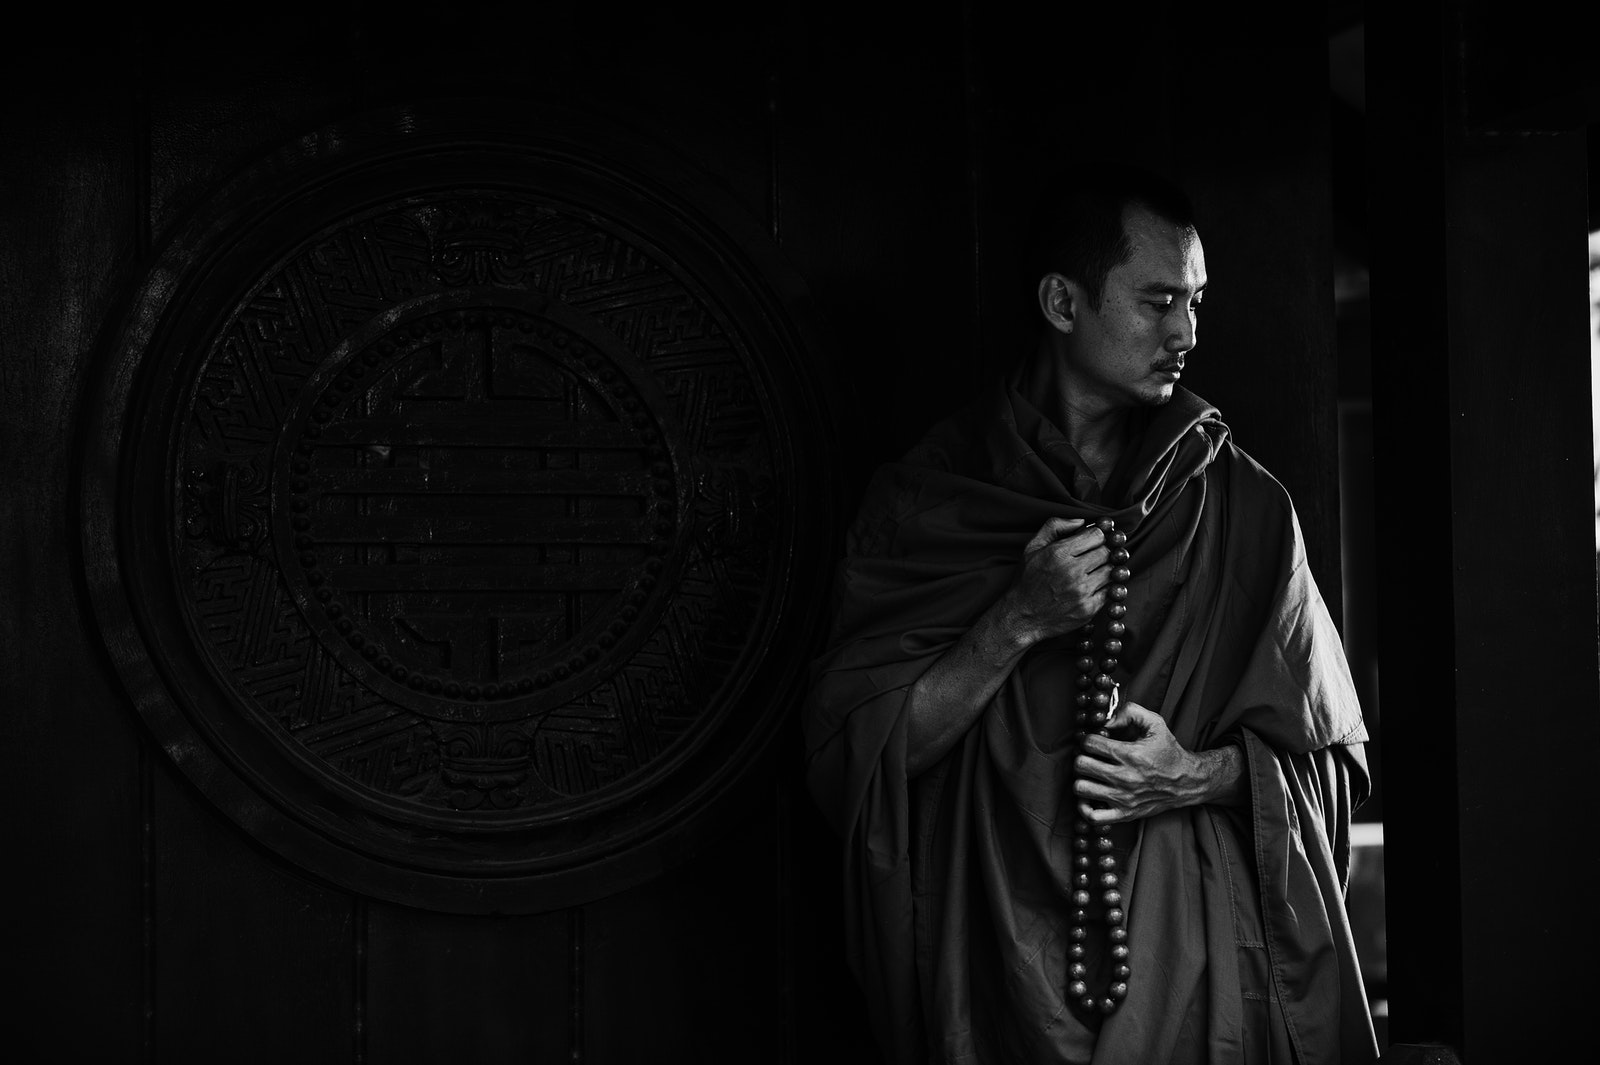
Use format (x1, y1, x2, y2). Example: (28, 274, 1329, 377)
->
(1080, 586, 1111, 622)
(1077, 546, 1113, 575)
(1073, 751, 1121, 781)
(1078, 800, 1122, 826)
(1076, 736, 1124, 763)
(1074, 778, 1120, 806)
(1121, 707, 1164, 737)
(1025, 517, 1088, 552)
(1065, 524, 1108, 554)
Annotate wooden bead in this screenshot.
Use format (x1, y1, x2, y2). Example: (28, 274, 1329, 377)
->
(1109, 531, 1127, 546)
(1060, 560, 1138, 1008)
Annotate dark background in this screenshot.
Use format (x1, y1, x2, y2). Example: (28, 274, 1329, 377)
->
(2, 1, 1595, 1062)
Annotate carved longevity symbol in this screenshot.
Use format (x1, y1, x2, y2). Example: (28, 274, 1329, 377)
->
(176, 193, 782, 816)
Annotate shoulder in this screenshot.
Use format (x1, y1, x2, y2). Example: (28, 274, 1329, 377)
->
(899, 399, 996, 479)
(845, 400, 995, 558)
(1211, 440, 1312, 571)
(1216, 439, 1295, 516)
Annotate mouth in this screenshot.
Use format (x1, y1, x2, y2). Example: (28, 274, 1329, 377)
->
(1154, 362, 1184, 377)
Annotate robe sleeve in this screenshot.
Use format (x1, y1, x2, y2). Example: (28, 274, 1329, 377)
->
(800, 469, 953, 1065)
(1240, 729, 1379, 1065)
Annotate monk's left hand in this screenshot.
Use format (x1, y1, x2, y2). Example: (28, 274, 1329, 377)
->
(1073, 702, 1214, 825)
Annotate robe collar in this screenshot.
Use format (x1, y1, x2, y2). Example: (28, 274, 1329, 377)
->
(974, 379, 1229, 530)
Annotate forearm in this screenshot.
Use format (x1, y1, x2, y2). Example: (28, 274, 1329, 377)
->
(906, 592, 1037, 777)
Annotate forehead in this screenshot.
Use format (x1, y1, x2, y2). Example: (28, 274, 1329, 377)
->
(1117, 206, 1206, 289)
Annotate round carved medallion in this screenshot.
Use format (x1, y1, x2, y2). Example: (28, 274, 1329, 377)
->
(82, 108, 833, 910)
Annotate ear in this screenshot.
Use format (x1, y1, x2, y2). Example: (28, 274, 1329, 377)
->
(1037, 273, 1078, 335)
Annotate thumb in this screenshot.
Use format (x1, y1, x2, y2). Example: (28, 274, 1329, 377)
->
(1107, 701, 1161, 737)
(1025, 516, 1087, 553)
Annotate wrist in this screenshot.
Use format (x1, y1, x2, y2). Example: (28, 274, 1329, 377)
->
(1187, 744, 1246, 807)
(989, 589, 1047, 652)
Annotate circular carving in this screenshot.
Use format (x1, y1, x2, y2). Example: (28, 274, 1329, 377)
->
(82, 107, 833, 910)
(264, 299, 681, 724)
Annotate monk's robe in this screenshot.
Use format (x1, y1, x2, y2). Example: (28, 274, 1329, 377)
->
(802, 382, 1379, 1065)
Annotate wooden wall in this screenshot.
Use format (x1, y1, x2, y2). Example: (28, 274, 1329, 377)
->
(1, 3, 1342, 1062)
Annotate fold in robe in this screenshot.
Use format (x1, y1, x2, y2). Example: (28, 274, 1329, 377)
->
(803, 384, 1379, 1065)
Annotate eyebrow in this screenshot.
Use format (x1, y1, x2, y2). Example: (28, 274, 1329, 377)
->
(1137, 282, 1207, 297)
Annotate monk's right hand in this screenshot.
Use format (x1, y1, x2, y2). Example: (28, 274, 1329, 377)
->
(1000, 517, 1110, 643)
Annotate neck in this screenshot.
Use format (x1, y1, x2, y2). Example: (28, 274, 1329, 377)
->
(1019, 339, 1133, 486)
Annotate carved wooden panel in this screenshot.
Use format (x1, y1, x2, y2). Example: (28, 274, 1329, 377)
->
(81, 107, 832, 912)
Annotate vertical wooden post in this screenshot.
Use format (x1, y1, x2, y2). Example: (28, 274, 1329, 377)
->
(1369, 2, 1598, 1057)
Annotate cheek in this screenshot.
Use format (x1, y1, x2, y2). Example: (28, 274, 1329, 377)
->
(1103, 308, 1153, 347)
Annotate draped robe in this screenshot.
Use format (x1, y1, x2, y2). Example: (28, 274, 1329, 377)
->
(802, 384, 1379, 1065)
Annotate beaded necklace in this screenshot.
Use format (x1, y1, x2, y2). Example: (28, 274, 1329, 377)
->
(1068, 517, 1132, 1015)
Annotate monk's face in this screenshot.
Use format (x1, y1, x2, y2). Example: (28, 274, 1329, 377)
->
(1059, 207, 1207, 412)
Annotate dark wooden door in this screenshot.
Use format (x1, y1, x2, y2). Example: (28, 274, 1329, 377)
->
(2, 6, 1344, 1063)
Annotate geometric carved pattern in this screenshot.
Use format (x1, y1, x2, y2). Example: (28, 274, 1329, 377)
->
(177, 194, 778, 815)
(84, 108, 829, 910)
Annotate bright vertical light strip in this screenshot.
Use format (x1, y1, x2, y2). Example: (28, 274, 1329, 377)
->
(1590, 229, 1600, 551)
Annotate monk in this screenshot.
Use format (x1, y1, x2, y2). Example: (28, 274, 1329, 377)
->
(802, 168, 1379, 1064)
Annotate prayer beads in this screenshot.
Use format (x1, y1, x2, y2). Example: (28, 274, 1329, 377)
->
(1070, 517, 1132, 1017)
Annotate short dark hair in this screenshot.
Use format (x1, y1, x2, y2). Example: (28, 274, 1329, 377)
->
(1026, 165, 1197, 311)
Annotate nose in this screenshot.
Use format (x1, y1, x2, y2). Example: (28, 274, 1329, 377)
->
(1166, 306, 1197, 354)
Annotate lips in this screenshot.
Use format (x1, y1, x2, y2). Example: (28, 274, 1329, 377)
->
(1154, 361, 1185, 375)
